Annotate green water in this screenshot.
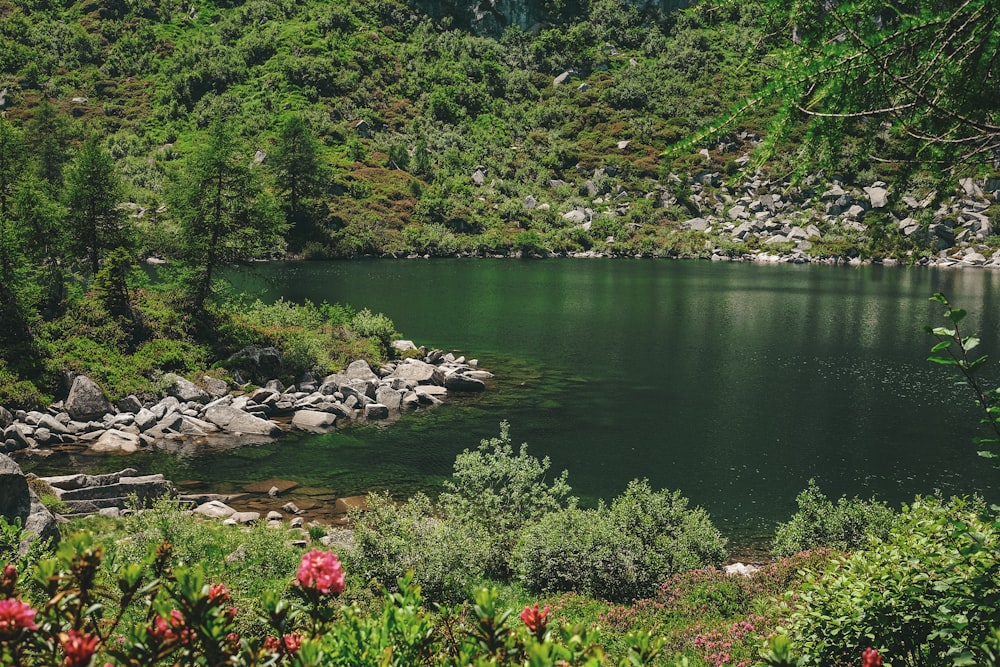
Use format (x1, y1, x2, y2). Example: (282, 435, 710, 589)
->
(26, 259, 1000, 543)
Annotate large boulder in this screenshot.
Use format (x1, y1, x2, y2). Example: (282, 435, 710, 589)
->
(389, 360, 442, 385)
(0, 454, 30, 526)
(90, 429, 142, 454)
(291, 410, 337, 431)
(66, 375, 112, 422)
(204, 405, 281, 436)
(22, 492, 58, 555)
(344, 360, 378, 382)
(163, 373, 210, 404)
(443, 373, 487, 392)
(225, 346, 284, 382)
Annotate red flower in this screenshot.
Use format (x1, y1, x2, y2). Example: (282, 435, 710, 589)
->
(520, 603, 551, 634)
(296, 549, 345, 595)
(208, 583, 231, 604)
(264, 636, 280, 652)
(62, 630, 99, 667)
(862, 647, 883, 667)
(0, 598, 38, 638)
(283, 633, 303, 653)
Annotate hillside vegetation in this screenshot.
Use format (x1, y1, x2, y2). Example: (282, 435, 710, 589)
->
(0, 0, 996, 398)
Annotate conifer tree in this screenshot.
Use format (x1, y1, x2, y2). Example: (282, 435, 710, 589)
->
(65, 136, 130, 276)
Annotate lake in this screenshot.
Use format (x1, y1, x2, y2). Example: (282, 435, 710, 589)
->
(26, 259, 1000, 545)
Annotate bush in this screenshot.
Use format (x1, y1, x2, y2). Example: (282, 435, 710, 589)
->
(347, 492, 488, 603)
(513, 480, 727, 602)
(439, 422, 576, 577)
(782, 495, 1000, 666)
(772, 480, 898, 557)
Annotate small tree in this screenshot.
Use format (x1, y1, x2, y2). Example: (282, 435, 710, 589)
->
(270, 114, 323, 223)
(439, 421, 576, 577)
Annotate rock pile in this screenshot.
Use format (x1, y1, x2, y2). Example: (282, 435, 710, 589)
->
(1, 345, 492, 456)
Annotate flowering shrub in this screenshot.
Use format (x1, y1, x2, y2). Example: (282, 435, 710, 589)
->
(0, 529, 672, 666)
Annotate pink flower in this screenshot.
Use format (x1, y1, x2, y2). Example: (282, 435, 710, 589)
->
(0, 598, 38, 638)
(520, 603, 551, 634)
(62, 629, 99, 667)
(296, 549, 345, 595)
(862, 648, 883, 667)
(283, 633, 303, 653)
(1, 563, 17, 596)
(208, 583, 231, 604)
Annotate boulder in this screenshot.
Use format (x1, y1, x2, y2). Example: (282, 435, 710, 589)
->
(225, 346, 284, 382)
(391, 340, 418, 352)
(443, 373, 487, 392)
(389, 360, 442, 384)
(375, 386, 402, 411)
(0, 454, 31, 526)
(23, 491, 58, 553)
(134, 408, 157, 432)
(202, 376, 229, 397)
(364, 403, 390, 420)
(291, 410, 337, 431)
(66, 375, 112, 422)
(115, 395, 143, 414)
(344, 360, 378, 381)
(90, 429, 142, 454)
(204, 405, 281, 436)
(864, 186, 889, 209)
(0, 406, 11, 429)
(194, 500, 236, 519)
(163, 373, 210, 404)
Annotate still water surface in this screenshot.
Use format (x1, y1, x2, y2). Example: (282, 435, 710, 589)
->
(29, 260, 1000, 542)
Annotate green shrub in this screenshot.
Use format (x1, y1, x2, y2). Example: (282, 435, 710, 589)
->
(349, 308, 399, 358)
(783, 495, 1000, 666)
(772, 480, 897, 557)
(513, 480, 727, 602)
(439, 421, 576, 577)
(347, 491, 488, 603)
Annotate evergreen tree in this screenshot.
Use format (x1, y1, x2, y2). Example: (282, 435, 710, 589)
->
(172, 118, 285, 312)
(270, 114, 322, 222)
(25, 100, 71, 194)
(65, 136, 130, 276)
(0, 116, 24, 218)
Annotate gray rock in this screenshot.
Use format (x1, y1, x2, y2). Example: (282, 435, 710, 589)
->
(524, 195, 537, 209)
(443, 373, 487, 392)
(36, 413, 69, 435)
(291, 410, 337, 431)
(226, 346, 284, 382)
(90, 429, 142, 454)
(391, 340, 418, 352)
(959, 177, 984, 198)
(864, 186, 889, 209)
(472, 169, 485, 186)
(204, 405, 281, 436)
(116, 395, 143, 414)
(562, 209, 588, 224)
(0, 454, 31, 527)
(375, 386, 402, 411)
(164, 373, 210, 404)
(22, 491, 58, 555)
(202, 376, 229, 397)
(344, 360, 378, 382)
(151, 396, 181, 420)
(683, 217, 711, 231)
(0, 407, 11, 429)
(134, 408, 157, 432)
(364, 403, 390, 420)
(66, 375, 113, 422)
(389, 360, 442, 384)
(194, 500, 236, 519)
(33, 427, 52, 445)
(231, 511, 260, 524)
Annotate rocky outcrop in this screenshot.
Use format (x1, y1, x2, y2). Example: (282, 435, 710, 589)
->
(37, 468, 173, 517)
(66, 375, 113, 422)
(0, 454, 59, 554)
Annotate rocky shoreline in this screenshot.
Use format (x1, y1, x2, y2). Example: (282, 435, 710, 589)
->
(396, 173, 1000, 268)
(1, 342, 493, 534)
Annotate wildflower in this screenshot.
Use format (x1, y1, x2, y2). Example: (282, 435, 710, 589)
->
(62, 629, 99, 667)
(520, 603, 551, 635)
(1, 563, 17, 597)
(0, 598, 38, 638)
(208, 583, 231, 604)
(296, 549, 345, 595)
(264, 636, 280, 652)
(862, 648, 883, 667)
(283, 633, 303, 653)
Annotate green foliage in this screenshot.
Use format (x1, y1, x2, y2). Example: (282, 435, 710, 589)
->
(782, 496, 1000, 666)
(513, 480, 727, 602)
(772, 480, 898, 557)
(439, 421, 576, 577)
(347, 491, 488, 602)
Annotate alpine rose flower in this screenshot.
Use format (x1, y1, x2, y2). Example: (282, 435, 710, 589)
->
(62, 629, 100, 667)
(520, 603, 551, 634)
(296, 549, 345, 595)
(1, 562, 17, 596)
(0, 598, 39, 638)
(862, 648, 883, 667)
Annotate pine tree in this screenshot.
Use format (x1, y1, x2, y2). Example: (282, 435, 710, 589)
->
(65, 136, 130, 276)
(271, 114, 322, 222)
(172, 118, 285, 312)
